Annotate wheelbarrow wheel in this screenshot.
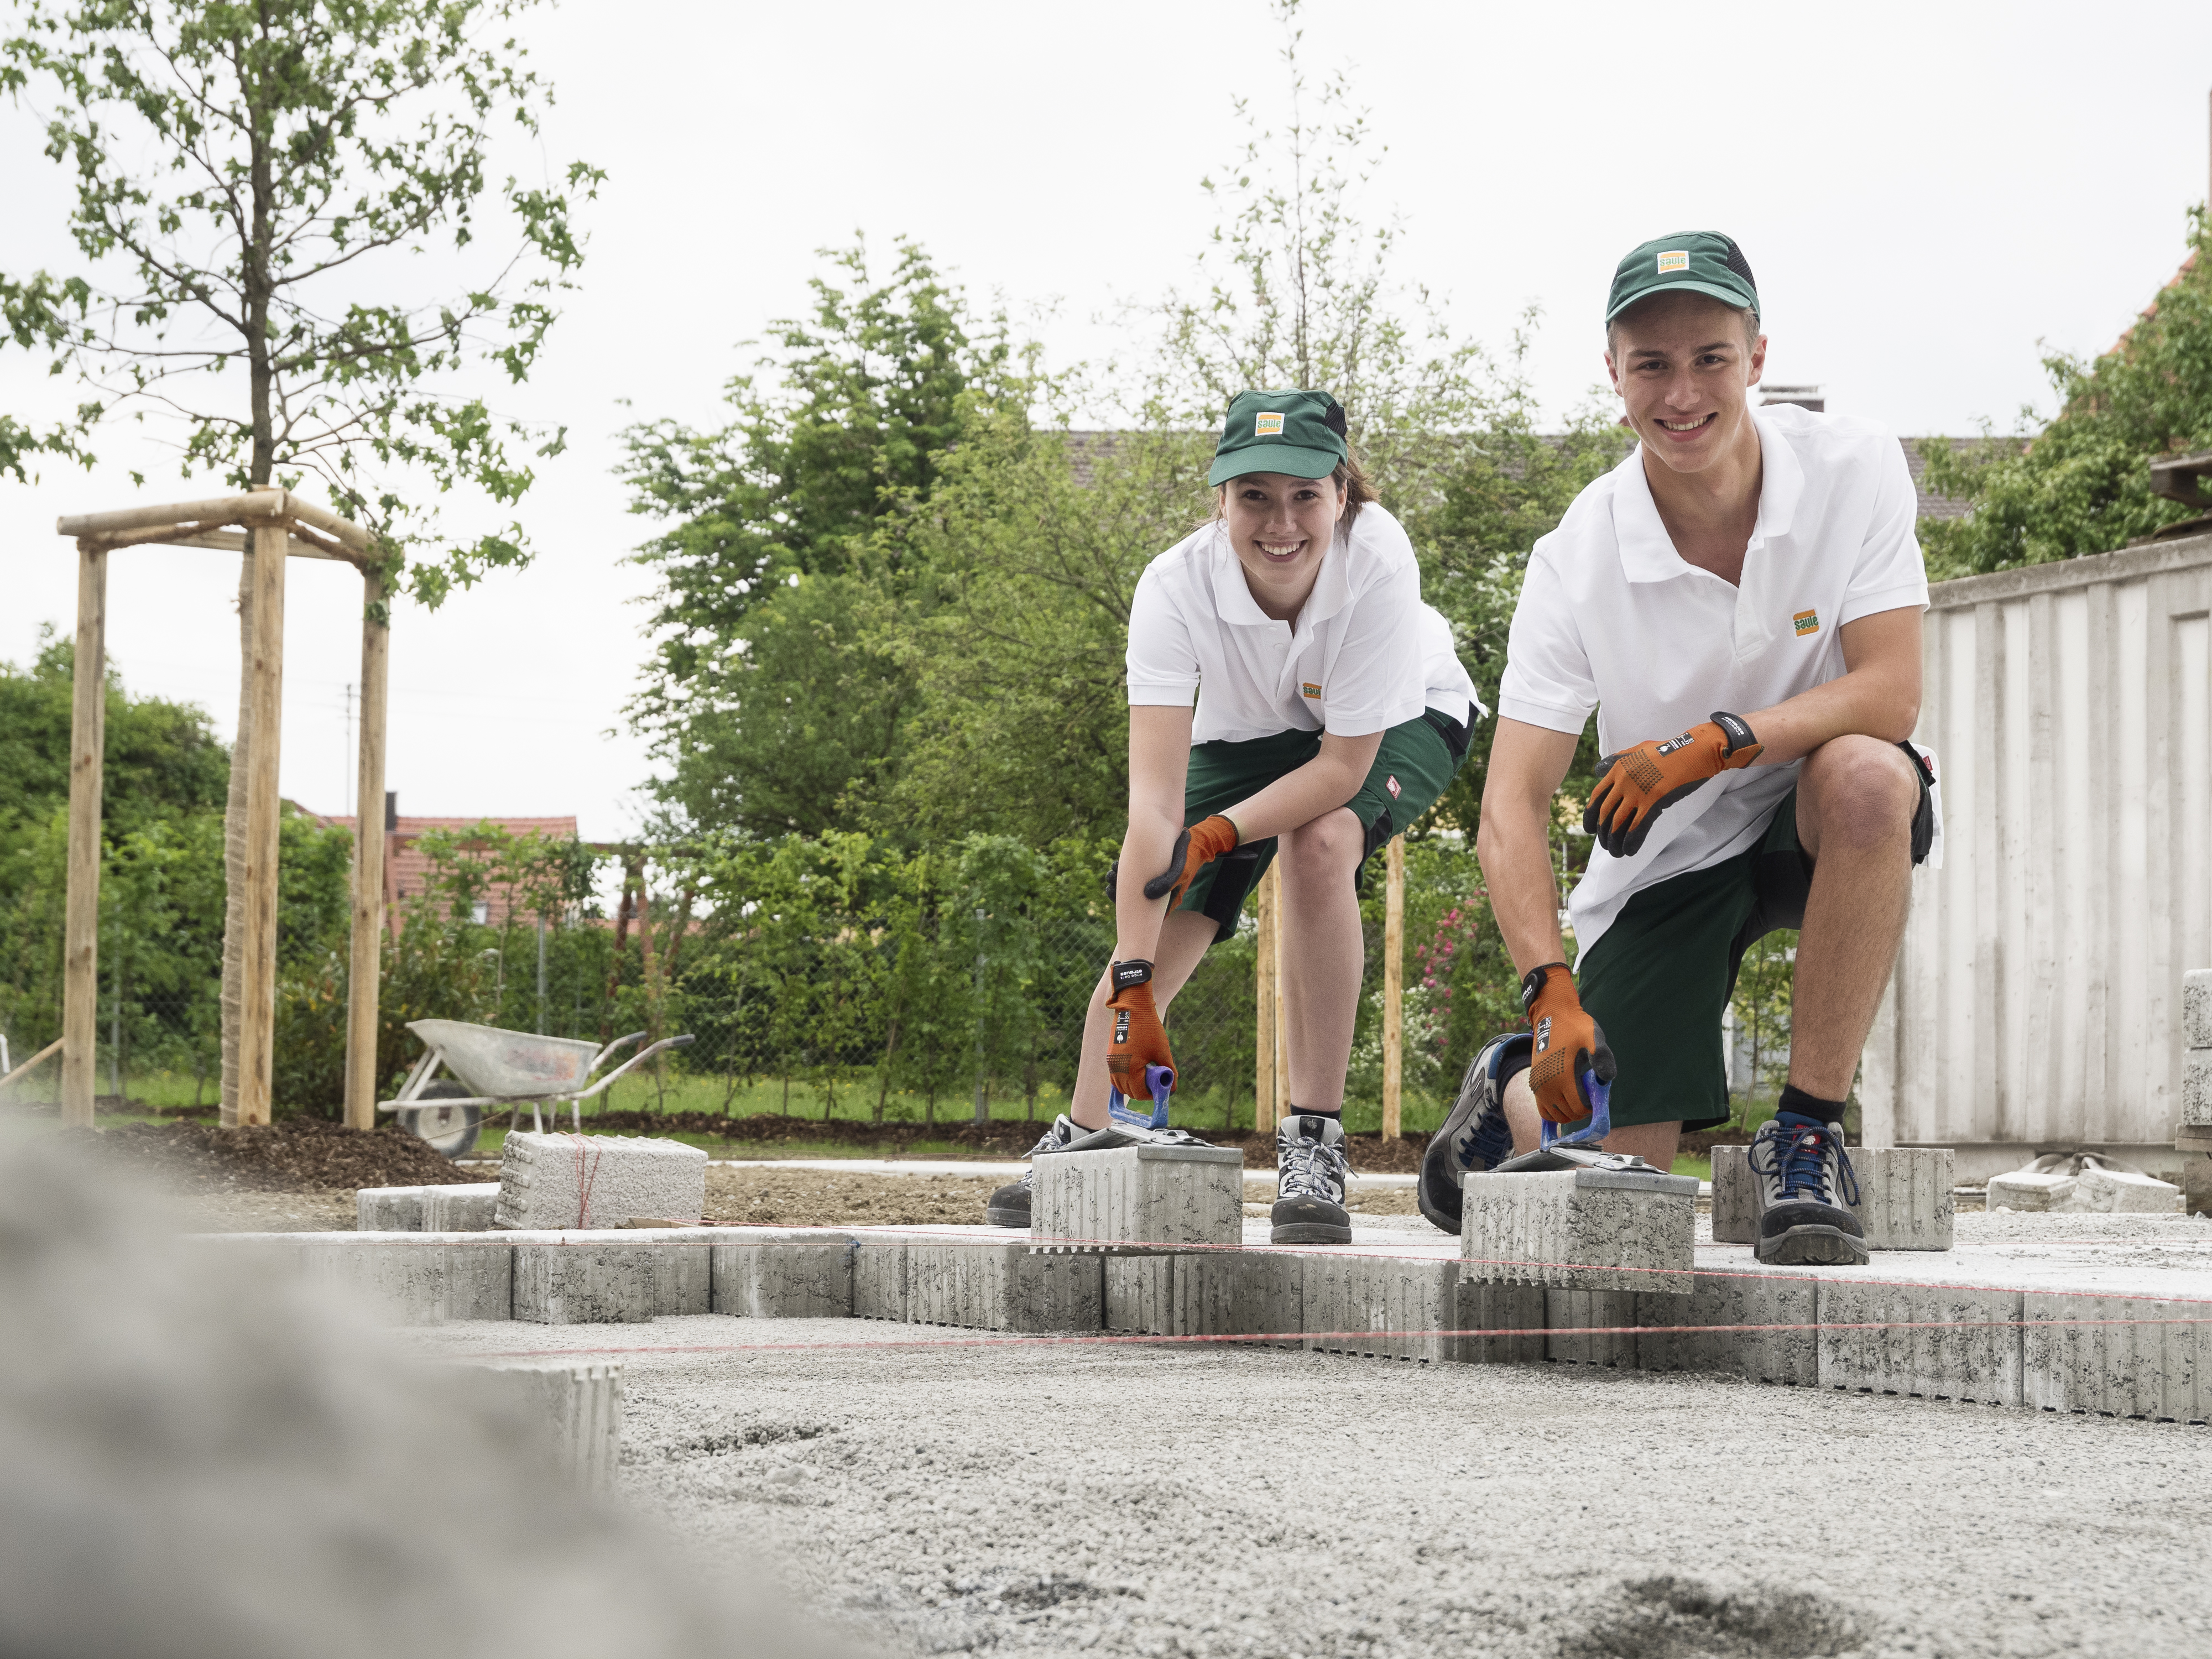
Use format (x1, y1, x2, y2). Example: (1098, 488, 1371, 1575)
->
(399, 1080, 482, 1160)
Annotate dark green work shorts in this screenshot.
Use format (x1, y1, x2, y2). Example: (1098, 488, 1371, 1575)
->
(1574, 743, 1935, 1133)
(1176, 708, 1471, 942)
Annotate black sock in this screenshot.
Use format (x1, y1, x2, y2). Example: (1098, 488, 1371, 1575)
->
(1776, 1084, 1845, 1128)
(1285, 1105, 1340, 1124)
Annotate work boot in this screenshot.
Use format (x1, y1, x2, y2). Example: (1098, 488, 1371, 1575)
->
(1417, 1031, 1529, 1233)
(1272, 1113, 1353, 1244)
(986, 1115, 1078, 1228)
(1747, 1112, 1868, 1265)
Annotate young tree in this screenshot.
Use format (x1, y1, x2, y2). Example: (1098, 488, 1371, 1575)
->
(1, 0, 599, 1117)
(1918, 208, 2212, 576)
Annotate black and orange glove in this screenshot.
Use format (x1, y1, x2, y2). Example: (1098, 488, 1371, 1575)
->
(1105, 959, 1176, 1097)
(1117, 814, 1240, 911)
(1520, 962, 1616, 1124)
(1583, 711, 1763, 858)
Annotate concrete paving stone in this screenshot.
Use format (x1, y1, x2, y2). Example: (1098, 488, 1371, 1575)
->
(852, 1240, 907, 1322)
(456, 1359, 624, 1488)
(267, 1233, 514, 1324)
(1450, 1278, 1547, 1366)
(1817, 1279, 2022, 1405)
(1103, 1251, 1304, 1345)
(495, 1131, 708, 1230)
(1636, 1269, 1818, 1386)
(2186, 967, 2212, 1050)
(1030, 1144, 1244, 1251)
(1984, 1170, 2078, 1212)
(1302, 1251, 1458, 1362)
(2183, 1151, 2212, 1220)
(1713, 1146, 1954, 1250)
(1463, 1167, 1695, 1292)
(511, 1238, 713, 1324)
(2073, 1165, 2183, 1212)
(902, 1243, 1103, 1333)
(1543, 1286, 1641, 1368)
(708, 1233, 857, 1318)
(1103, 1255, 1171, 1333)
(2021, 1291, 2210, 1422)
(2187, 1051, 2212, 1128)
(357, 1183, 502, 1232)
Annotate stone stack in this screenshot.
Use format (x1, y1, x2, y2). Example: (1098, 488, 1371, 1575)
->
(493, 1132, 707, 1230)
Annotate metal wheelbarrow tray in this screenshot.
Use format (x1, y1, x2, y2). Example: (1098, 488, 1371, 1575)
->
(378, 1019, 695, 1157)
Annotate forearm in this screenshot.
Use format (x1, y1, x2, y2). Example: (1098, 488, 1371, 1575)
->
(1222, 731, 1383, 844)
(1744, 609, 1922, 764)
(1113, 801, 1183, 962)
(1475, 806, 1566, 976)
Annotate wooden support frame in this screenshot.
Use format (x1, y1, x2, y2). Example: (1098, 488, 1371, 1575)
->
(1381, 834, 1405, 1140)
(53, 490, 384, 1133)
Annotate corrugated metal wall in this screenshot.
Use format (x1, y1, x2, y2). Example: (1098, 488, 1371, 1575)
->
(1861, 531, 2212, 1171)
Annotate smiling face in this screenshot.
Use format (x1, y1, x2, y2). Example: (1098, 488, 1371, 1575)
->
(1605, 291, 1767, 475)
(1219, 471, 1347, 619)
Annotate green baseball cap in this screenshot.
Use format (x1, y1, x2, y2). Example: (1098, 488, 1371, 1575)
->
(1605, 232, 1760, 325)
(1207, 388, 1349, 486)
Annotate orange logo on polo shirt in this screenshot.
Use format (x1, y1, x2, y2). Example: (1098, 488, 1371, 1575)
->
(1255, 411, 1285, 436)
(1793, 608, 1820, 637)
(1656, 250, 1690, 274)
(1301, 681, 1321, 699)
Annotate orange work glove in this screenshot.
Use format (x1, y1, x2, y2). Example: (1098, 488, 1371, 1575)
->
(1140, 815, 1241, 910)
(1105, 960, 1177, 1097)
(1583, 712, 1764, 858)
(1520, 962, 1616, 1124)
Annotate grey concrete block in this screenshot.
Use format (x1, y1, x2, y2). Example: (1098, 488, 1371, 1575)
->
(459, 1360, 624, 1489)
(357, 1183, 500, 1233)
(1713, 1146, 1953, 1250)
(1303, 1254, 1458, 1362)
(2186, 1051, 2212, 1128)
(2185, 967, 2212, 1050)
(293, 1235, 513, 1324)
(2021, 1292, 2209, 1422)
(1103, 1251, 1305, 1345)
(1544, 1287, 1640, 1368)
(510, 1241, 711, 1324)
(495, 1132, 707, 1230)
(2181, 1151, 2212, 1220)
(852, 1240, 907, 1322)
(1451, 1279, 1547, 1366)
(904, 1243, 1103, 1333)
(1463, 1166, 1695, 1292)
(1031, 1143, 1244, 1250)
(1817, 1280, 2022, 1405)
(1637, 1271, 1818, 1386)
(710, 1234, 855, 1318)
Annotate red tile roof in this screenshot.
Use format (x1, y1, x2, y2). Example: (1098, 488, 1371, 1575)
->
(311, 813, 579, 929)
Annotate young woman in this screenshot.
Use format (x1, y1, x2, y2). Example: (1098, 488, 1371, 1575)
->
(987, 388, 1482, 1244)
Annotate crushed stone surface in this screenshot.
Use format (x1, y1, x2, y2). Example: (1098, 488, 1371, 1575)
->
(412, 1314, 2212, 1659)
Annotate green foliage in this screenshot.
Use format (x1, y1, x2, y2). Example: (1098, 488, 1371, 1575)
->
(1728, 929, 1796, 1120)
(1918, 208, 2212, 577)
(0, 0, 601, 594)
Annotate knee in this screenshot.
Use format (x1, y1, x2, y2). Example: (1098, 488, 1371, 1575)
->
(1801, 735, 1918, 853)
(1280, 809, 1365, 880)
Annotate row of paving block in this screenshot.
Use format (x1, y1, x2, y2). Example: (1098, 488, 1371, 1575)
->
(209, 1228, 2211, 1423)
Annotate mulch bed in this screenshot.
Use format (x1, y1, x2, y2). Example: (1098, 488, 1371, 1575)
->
(56, 1119, 482, 1194)
(581, 1110, 1428, 1172)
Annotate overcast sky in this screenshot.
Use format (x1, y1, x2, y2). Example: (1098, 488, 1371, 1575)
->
(4, 0, 2209, 841)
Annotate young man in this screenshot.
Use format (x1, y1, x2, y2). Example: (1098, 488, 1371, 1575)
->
(1418, 232, 1937, 1266)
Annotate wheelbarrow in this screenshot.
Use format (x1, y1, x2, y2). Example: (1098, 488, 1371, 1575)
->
(378, 1018, 695, 1159)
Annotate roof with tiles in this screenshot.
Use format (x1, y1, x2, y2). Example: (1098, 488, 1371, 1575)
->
(312, 812, 579, 926)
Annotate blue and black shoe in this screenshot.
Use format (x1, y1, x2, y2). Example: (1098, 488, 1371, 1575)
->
(1417, 1032, 1530, 1234)
(1747, 1112, 1868, 1265)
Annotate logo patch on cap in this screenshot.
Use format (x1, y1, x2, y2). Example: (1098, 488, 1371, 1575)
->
(1254, 411, 1285, 436)
(1793, 608, 1820, 637)
(1301, 681, 1321, 699)
(1656, 249, 1690, 274)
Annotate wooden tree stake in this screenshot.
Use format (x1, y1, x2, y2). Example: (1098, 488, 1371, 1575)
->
(235, 525, 288, 1126)
(342, 566, 388, 1129)
(60, 541, 107, 1128)
(1382, 834, 1406, 1140)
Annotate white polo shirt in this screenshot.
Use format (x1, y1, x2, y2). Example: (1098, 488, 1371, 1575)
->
(1126, 504, 1482, 742)
(1498, 404, 1929, 958)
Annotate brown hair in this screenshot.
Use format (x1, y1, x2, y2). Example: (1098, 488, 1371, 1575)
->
(1212, 451, 1378, 528)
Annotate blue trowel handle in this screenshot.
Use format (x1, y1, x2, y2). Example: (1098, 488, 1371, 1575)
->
(1107, 1063, 1176, 1130)
(1540, 1076, 1611, 1150)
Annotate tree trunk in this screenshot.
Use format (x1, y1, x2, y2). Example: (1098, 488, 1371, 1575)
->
(218, 555, 253, 1126)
